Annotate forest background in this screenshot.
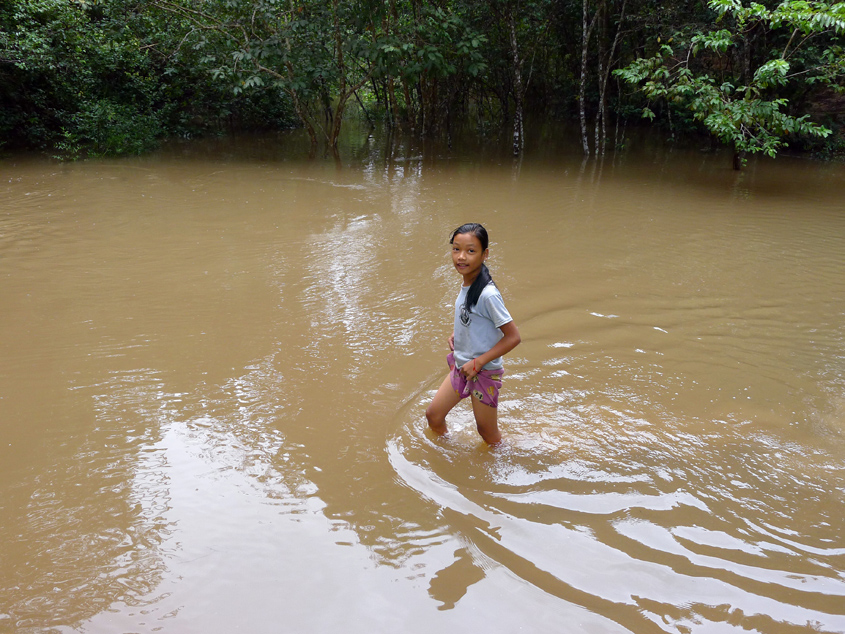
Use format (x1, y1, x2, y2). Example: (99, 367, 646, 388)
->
(2, 0, 843, 165)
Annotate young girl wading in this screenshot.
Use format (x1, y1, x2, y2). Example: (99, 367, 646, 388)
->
(425, 223, 521, 444)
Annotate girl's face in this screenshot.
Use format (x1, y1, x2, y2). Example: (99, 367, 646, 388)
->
(451, 232, 488, 284)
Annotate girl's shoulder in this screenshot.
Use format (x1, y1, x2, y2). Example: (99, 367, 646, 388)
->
(477, 282, 508, 311)
(480, 281, 503, 300)
(477, 281, 512, 324)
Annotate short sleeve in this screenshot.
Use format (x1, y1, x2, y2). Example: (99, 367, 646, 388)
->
(479, 286, 512, 328)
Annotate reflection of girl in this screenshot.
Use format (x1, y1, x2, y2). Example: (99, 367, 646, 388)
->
(425, 223, 521, 444)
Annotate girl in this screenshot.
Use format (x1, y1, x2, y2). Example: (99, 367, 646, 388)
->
(425, 223, 521, 444)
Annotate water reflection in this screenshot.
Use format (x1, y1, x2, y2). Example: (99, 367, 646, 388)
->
(1, 370, 171, 630)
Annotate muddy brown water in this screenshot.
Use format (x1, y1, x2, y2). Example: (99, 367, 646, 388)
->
(1, 129, 844, 633)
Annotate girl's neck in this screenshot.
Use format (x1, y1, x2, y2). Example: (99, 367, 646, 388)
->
(462, 270, 480, 287)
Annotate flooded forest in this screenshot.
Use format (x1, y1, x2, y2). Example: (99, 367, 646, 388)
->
(2, 0, 844, 162)
(2, 1, 845, 633)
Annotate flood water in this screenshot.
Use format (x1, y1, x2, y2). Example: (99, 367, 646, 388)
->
(2, 127, 845, 633)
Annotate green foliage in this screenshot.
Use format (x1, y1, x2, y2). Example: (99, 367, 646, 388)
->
(1, 0, 842, 160)
(1, 0, 161, 154)
(615, 0, 843, 163)
(56, 99, 163, 159)
(164, 0, 490, 143)
(0, 0, 295, 156)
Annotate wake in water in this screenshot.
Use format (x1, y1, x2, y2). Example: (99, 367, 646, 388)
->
(388, 340, 845, 633)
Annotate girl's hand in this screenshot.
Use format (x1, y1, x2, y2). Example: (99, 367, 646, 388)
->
(461, 359, 479, 380)
(448, 334, 455, 351)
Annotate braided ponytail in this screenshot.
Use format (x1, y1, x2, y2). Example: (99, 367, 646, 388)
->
(465, 263, 493, 312)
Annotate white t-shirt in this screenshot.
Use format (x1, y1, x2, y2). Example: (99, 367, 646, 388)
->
(453, 283, 513, 371)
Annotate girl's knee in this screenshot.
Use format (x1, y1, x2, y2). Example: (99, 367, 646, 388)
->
(476, 423, 501, 445)
(471, 400, 500, 443)
(425, 406, 447, 434)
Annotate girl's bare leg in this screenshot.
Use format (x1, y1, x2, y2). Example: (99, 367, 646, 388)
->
(471, 395, 501, 445)
(425, 375, 461, 435)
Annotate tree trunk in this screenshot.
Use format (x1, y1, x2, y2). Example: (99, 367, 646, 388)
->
(331, 0, 345, 148)
(387, 0, 401, 129)
(330, 99, 347, 148)
(594, 27, 604, 155)
(258, 60, 318, 148)
(402, 76, 414, 131)
(388, 77, 400, 128)
(597, 0, 626, 156)
(579, 0, 599, 156)
(508, 8, 525, 156)
(292, 92, 318, 149)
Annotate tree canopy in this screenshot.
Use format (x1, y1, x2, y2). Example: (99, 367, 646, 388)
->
(615, 0, 845, 167)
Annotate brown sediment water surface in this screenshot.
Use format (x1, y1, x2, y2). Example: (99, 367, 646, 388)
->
(2, 129, 844, 633)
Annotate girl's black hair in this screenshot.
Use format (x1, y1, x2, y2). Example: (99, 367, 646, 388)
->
(450, 223, 494, 313)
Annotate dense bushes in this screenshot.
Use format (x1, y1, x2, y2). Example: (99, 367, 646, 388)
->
(0, 0, 296, 157)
